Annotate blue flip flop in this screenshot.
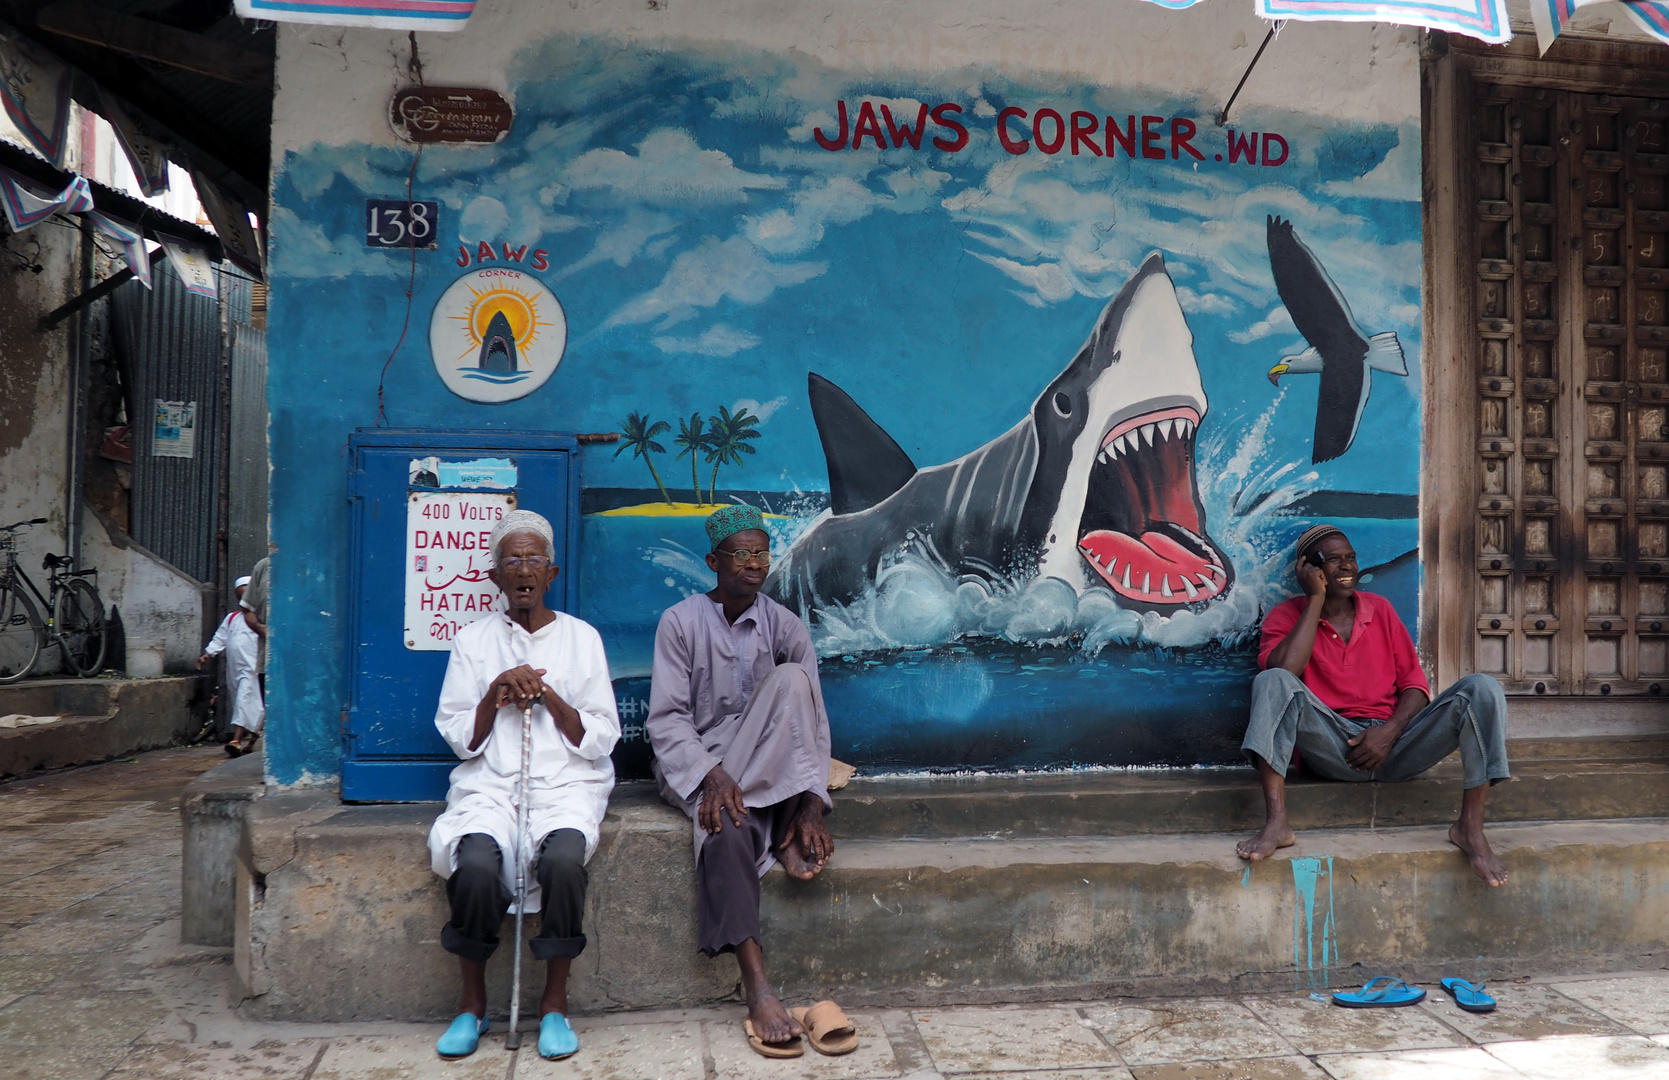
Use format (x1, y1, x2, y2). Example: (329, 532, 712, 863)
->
(539, 1012, 579, 1060)
(436, 1012, 490, 1059)
(1331, 976, 1427, 1008)
(1441, 977, 1497, 1013)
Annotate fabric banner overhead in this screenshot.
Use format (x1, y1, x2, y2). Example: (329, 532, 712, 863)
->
(0, 29, 74, 163)
(156, 233, 218, 298)
(1531, 0, 1669, 52)
(101, 91, 171, 197)
(0, 167, 92, 231)
(231, 0, 475, 31)
(1621, 1, 1669, 43)
(1254, 0, 1510, 42)
(191, 169, 262, 279)
(86, 210, 153, 289)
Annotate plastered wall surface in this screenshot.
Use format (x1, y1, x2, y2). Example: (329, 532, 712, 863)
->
(265, 1, 1425, 786)
(82, 508, 207, 671)
(0, 226, 78, 583)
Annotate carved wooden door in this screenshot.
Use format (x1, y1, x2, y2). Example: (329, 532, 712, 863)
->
(1469, 81, 1668, 698)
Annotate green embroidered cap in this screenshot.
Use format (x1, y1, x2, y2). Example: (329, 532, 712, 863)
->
(705, 504, 766, 550)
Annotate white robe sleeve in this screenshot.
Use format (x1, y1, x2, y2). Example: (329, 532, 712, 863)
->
(555, 625, 621, 762)
(434, 641, 488, 760)
(204, 615, 232, 657)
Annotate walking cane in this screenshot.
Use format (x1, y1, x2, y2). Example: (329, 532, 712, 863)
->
(506, 701, 534, 1051)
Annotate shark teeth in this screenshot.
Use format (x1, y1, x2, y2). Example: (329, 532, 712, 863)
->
(1160, 575, 1173, 597)
(1181, 576, 1199, 599)
(1098, 412, 1199, 462)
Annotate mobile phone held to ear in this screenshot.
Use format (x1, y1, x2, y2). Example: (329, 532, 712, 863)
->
(1305, 551, 1325, 569)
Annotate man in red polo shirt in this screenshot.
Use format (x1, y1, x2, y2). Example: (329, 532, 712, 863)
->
(1236, 525, 1510, 886)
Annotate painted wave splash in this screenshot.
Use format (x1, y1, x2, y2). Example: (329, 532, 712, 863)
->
(646, 391, 1322, 658)
(458, 368, 531, 383)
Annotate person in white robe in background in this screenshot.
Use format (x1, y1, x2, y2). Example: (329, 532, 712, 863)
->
(425, 510, 620, 1063)
(197, 576, 263, 757)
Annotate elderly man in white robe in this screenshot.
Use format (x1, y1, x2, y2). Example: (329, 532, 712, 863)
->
(197, 576, 263, 756)
(427, 510, 620, 1062)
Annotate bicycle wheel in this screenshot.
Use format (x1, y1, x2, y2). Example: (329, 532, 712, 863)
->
(0, 584, 43, 683)
(56, 578, 107, 676)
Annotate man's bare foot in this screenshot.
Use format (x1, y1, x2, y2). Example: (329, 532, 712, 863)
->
(1236, 815, 1296, 861)
(776, 793, 832, 881)
(744, 987, 801, 1044)
(778, 840, 816, 880)
(1449, 821, 1508, 887)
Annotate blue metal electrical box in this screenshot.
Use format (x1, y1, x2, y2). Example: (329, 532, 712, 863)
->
(344, 429, 581, 802)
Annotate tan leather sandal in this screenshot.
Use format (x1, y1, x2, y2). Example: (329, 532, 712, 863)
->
(743, 1018, 804, 1058)
(790, 1001, 858, 1055)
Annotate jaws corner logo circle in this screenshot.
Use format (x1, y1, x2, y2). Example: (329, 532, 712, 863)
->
(430, 268, 567, 404)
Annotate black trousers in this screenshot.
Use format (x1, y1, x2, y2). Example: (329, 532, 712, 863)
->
(441, 830, 588, 963)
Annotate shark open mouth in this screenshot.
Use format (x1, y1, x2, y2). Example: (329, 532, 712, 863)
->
(1076, 405, 1232, 607)
(483, 335, 513, 368)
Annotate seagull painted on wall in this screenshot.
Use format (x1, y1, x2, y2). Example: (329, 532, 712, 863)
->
(1264, 215, 1408, 464)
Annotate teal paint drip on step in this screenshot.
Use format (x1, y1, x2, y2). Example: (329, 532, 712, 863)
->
(1291, 856, 1339, 989)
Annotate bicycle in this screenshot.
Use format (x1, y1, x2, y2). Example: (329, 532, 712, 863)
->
(0, 518, 108, 683)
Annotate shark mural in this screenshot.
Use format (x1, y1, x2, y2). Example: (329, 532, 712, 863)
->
(266, 35, 1424, 775)
(768, 254, 1233, 619)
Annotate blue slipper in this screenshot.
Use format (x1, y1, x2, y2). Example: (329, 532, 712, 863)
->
(539, 1012, 579, 1060)
(1441, 977, 1497, 1013)
(1332, 976, 1427, 1008)
(436, 1013, 490, 1059)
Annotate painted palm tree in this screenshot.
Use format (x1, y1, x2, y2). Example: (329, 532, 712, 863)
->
(703, 405, 760, 504)
(673, 411, 712, 505)
(616, 411, 674, 506)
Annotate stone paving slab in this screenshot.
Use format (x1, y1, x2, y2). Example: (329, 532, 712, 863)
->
(103, 1039, 324, 1080)
(1543, 974, 1669, 1036)
(1083, 998, 1296, 1064)
(913, 1006, 1122, 1073)
(523, 1019, 705, 1080)
(1315, 1046, 1524, 1079)
(1486, 1034, 1669, 1078)
(1419, 981, 1631, 1043)
(13, 748, 1669, 1080)
(1242, 995, 1469, 1057)
(312, 1034, 515, 1079)
(1129, 1059, 1324, 1080)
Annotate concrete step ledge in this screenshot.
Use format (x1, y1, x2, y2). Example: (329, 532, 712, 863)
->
(232, 779, 1669, 1022)
(0, 675, 206, 777)
(181, 753, 266, 945)
(832, 758, 1669, 838)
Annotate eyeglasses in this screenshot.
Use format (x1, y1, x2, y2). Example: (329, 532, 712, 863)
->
(498, 556, 552, 571)
(718, 548, 772, 567)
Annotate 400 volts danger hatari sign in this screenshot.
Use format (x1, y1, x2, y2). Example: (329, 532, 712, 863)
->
(404, 490, 515, 650)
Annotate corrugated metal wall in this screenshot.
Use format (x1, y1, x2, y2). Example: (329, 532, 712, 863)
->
(112, 263, 227, 583)
(226, 318, 268, 594)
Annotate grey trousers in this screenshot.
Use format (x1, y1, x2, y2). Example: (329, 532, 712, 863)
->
(441, 830, 588, 963)
(1241, 669, 1511, 789)
(696, 798, 801, 958)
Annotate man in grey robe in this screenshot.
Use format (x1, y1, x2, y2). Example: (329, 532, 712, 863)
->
(647, 504, 833, 1052)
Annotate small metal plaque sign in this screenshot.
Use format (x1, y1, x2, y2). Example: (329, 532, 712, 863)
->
(390, 87, 512, 144)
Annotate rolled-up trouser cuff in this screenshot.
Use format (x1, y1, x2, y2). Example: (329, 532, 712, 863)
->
(441, 920, 498, 963)
(530, 932, 587, 960)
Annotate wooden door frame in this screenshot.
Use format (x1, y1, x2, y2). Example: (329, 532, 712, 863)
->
(1420, 34, 1669, 691)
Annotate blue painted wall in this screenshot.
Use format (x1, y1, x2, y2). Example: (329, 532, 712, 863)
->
(264, 35, 1422, 785)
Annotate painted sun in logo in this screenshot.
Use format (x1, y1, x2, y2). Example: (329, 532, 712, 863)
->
(449, 282, 553, 363)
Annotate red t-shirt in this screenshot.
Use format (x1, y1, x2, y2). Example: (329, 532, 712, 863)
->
(1258, 591, 1430, 719)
